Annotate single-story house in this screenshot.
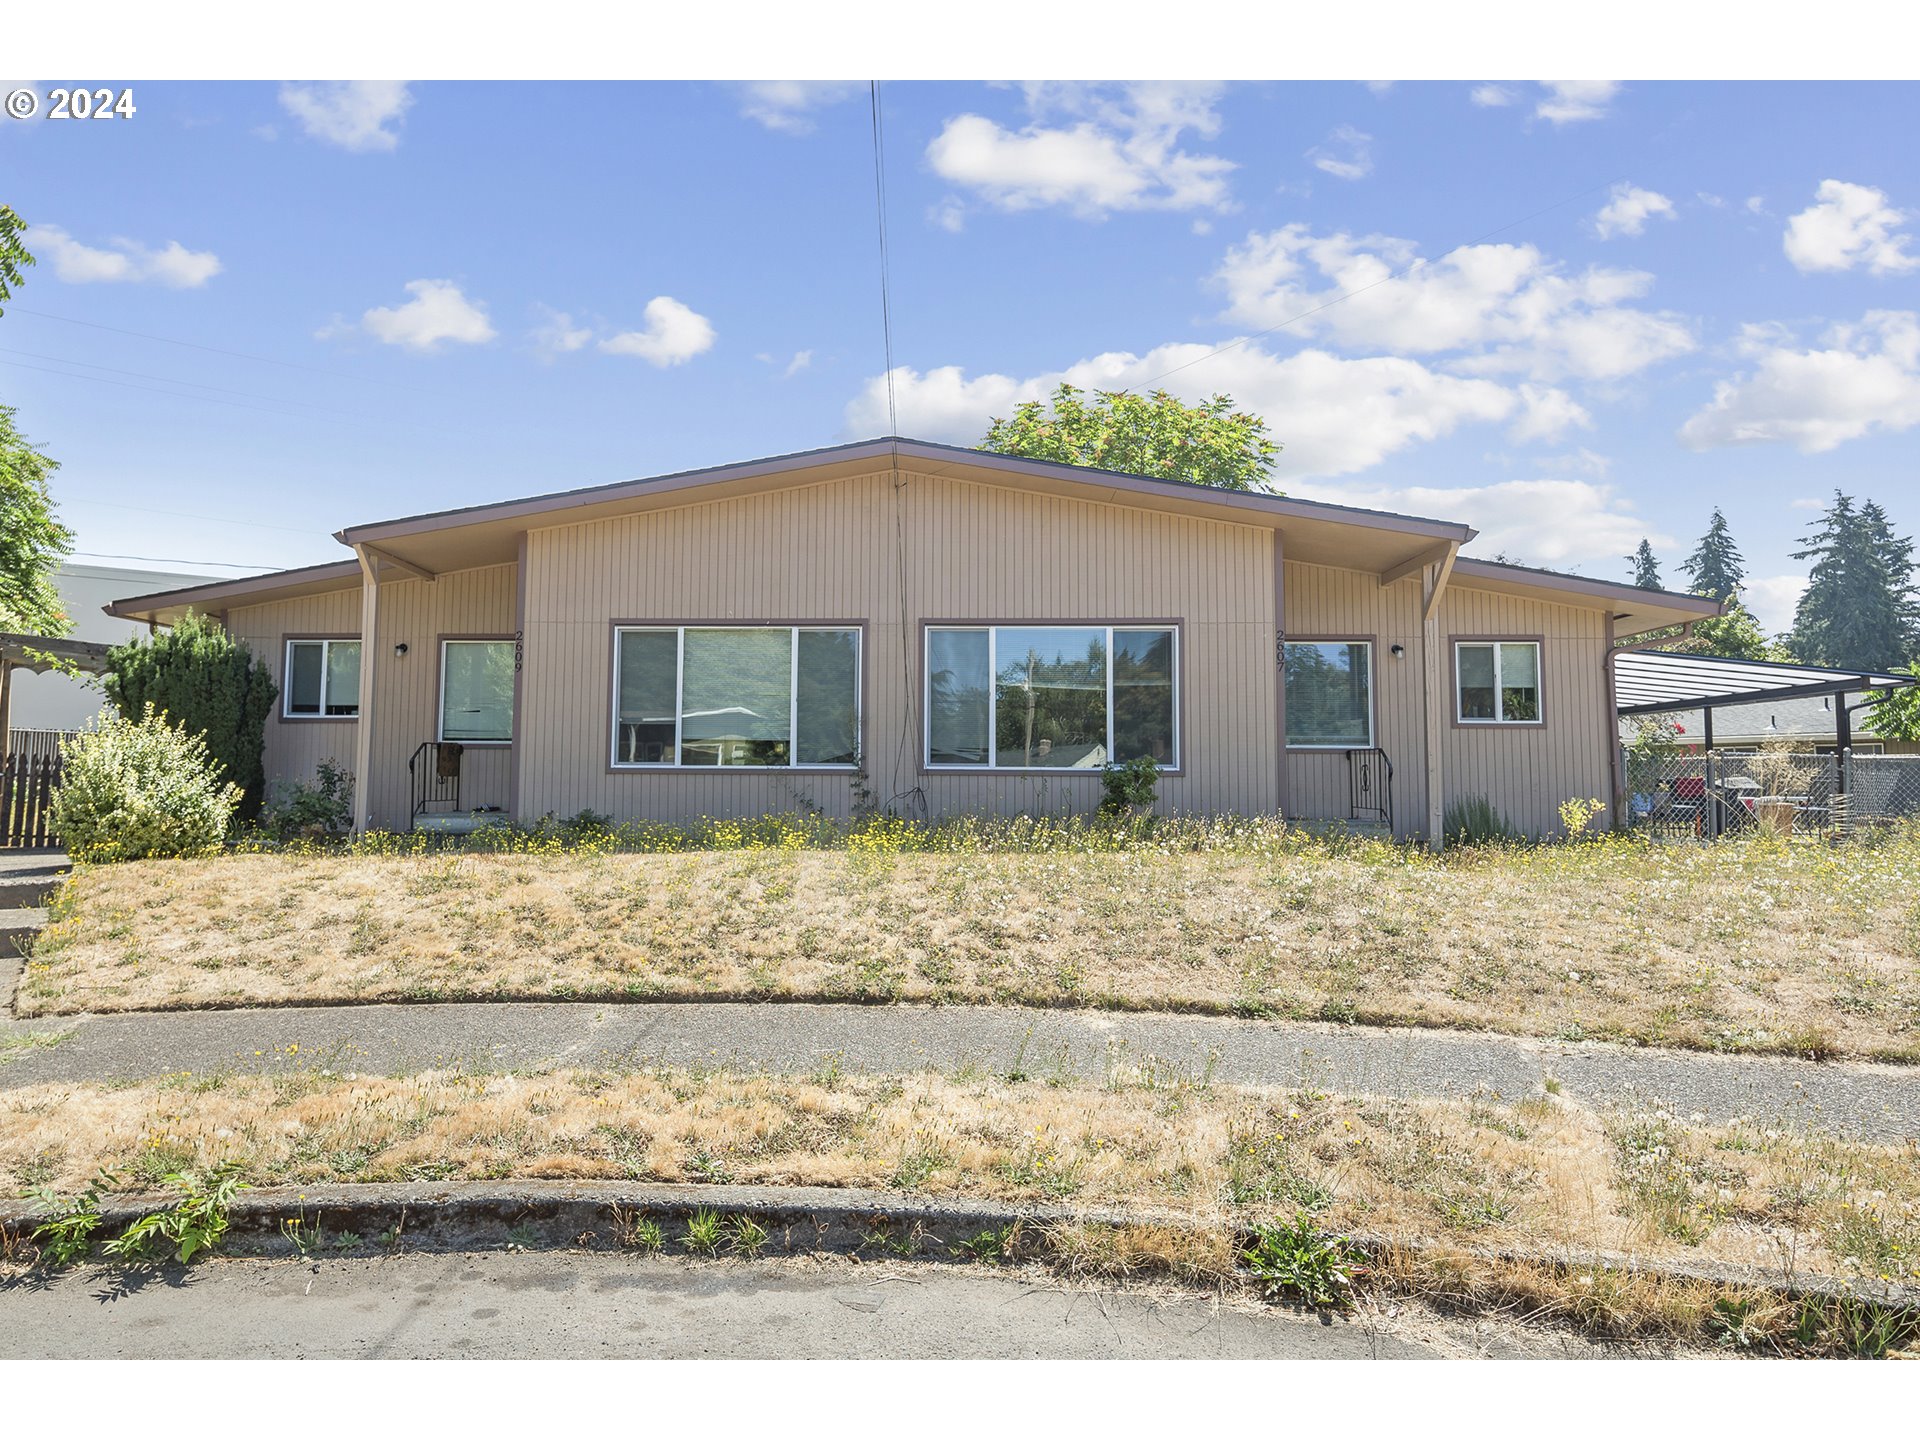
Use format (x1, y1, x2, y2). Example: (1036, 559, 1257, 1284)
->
(104, 437, 1719, 842)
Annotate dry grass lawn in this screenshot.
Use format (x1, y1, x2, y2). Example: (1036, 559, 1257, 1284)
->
(4, 1064, 1915, 1295)
(21, 836, 1920, 1059)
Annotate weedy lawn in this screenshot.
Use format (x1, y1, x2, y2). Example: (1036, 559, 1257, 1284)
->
(3, 1063, 1916, 1348)
(19, 820, 1920, 1060)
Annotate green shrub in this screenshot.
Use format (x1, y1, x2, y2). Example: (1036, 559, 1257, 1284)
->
(1442, 793, 1521, 846)
(102, 610, 277, 817)
(1099, 755, 1160, 816)
(52, 704, 243, 862)
(261, 759, 355, 840)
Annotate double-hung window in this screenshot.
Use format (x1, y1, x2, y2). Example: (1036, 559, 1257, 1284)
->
(1282, 641, 1372, 748)
(612, 625, 861, 768)
(1455, 641, 1542, 724)
(924, 624, 1178, 770)
(440, 639, 516, 743)
(283, 638, 361, 718)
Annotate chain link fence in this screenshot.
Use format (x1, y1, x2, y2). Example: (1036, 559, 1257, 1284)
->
(1624, 749, 1920, 839)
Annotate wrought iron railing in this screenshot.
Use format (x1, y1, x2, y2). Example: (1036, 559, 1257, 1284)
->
(1347, 747, 1393, 830)
(408, 741, 463, 829)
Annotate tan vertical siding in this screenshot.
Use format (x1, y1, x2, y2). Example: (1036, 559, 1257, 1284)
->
(228, 588, 362, 806)
(1282, 562, 1429, 836)
(226, 563, 516, 828)
(1436, 586, 1611, 838)
(517, 468, 1278, 823)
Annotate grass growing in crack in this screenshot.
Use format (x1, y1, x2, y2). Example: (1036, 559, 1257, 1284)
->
(951, 1223, 1020, 1265)
(727, 1214, 769, 1257)
(683, 1207, 722, 1257)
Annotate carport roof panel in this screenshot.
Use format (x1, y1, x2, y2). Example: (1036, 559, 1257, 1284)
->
(1615, 649, 1915, 714)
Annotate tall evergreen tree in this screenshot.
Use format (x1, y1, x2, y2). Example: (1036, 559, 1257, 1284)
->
(1680, 508, 1745, 604)
(1791, 491, 1920, 671)
(1625, 539, 1663, 590)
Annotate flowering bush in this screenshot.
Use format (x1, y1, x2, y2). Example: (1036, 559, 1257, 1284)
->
(52, 704, 242, 862)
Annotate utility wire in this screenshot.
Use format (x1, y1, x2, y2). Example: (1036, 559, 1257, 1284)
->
(0, 345, 354, 414)
(69, 550, 279, 571)
(0, 357, 336, 421)
(63, 494, 335, 538)
(868, 80, 898, 436)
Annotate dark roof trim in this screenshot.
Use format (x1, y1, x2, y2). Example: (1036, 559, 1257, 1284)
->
(1453, 557, 1724, 616)
(102, 559, 363, 619)
(334, 435, 1479, 547)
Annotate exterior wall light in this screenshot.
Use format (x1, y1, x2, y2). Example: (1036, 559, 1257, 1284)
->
(1390, 643, 1406, 658)
(394, 642, 410, 658)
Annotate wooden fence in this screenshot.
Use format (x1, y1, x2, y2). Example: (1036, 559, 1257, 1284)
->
(1, 745, 65, 848)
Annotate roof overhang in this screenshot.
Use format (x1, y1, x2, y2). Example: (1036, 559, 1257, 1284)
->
(102, 559, 363, 628)
(1451, 558, 1723, 639)
(1615, 650, 1917, 715)
(331, 436, 1479, 578)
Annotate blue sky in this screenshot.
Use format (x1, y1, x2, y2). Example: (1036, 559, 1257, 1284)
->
(4, 78, 1918, 628)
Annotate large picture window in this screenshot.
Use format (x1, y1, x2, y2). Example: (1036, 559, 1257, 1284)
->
(283, 638, 360, 718)
(1455, 640, 1541, 724)
(613, 626, 861, 768)
(1283, 641, 1372, 748)
(924, 624, 1177, 770)
(440, 639, 516, 743)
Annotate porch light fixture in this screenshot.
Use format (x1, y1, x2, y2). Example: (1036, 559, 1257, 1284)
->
(394, 642, 410, 658)
(1389, 643, 1405, 658)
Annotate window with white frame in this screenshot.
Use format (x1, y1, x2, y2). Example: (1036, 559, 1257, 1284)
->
(612, 626, 861, 768)
(1455, 641, 1542, 724)
(283, 638, 361, 718)
(924, 624, 1178, 770)
(440, 639, 516, 743)
(1283, 641, 1373, 748)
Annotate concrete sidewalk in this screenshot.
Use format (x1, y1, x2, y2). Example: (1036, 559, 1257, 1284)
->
(5, 998, 1914, 1140)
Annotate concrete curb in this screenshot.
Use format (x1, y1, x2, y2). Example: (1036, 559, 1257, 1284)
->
(5, 1180, 1915, 1313)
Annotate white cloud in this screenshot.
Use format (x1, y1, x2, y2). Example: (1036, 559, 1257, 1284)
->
(1508, 383, 1591, 443)
(279, 81, 413, 152)
(33, 225, 222, 288)
(598, 296, 716, 367)
(1307, 124, 1372, 181)
(783, 349, 812, 378)
(735, 81, 864, 135)
(844, 340, 1519, 481)
(1470, 84, 1516, 108)
(925, 82, 1234, 219)
(1745, 196, 1768, 215)
(1212, 224, 1694, 381)
(928, 197, 967, 233)
(331, 279, 495, 352)
(1782, 179, 1917, 275)
(1787, 496, 1825, 510)
(1304, 476, 1663, 569)
(1679, 310, 1920, 453)
(529, 305, 593, 362)
(1591, 183, 1676, 239)
(1745, 575, 1810, 633)
(1535, 80, 1619, 124)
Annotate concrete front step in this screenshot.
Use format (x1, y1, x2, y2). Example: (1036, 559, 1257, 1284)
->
(1, 908, 47, 956)
(0, 876, 57, 909)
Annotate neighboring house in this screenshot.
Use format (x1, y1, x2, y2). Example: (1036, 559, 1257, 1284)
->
(5, 563, 219, 734)
(1629, 694, 1920, 755)
(104, 438, 1717, 840)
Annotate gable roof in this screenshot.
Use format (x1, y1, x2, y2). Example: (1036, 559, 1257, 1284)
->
(102, 436, 1722, 636)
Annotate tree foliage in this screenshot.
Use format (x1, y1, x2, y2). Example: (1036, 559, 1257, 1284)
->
(1790, 492, 1920, 672)
(101, 612, 278, 817)
(1669, 596, 1794, 663)
(1865, 667, 1920, 743)
(1680, 508, 1745, 605)
(1625, 539, 1663, 590)
(0, 204, 32, 317)
(0, 403, 75, 636)
(979, 384, 1281, 492)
